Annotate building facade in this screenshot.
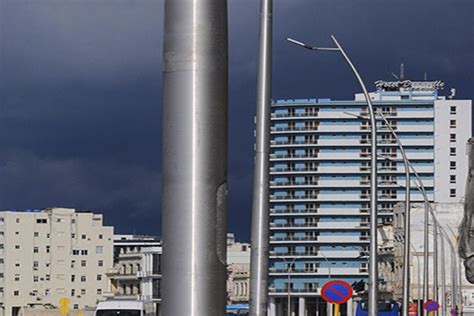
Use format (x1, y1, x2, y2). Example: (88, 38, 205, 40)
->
(0, 208, 114, 316)
(267, 80, 472, 315)
(226, 233, 251, 305)
(106, 235, 161, 312)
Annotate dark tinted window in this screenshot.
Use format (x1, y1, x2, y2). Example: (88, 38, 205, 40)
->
(96, 310, 141, 316)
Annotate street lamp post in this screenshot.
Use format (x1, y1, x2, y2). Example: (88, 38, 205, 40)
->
(287, 35, 379, 316)
(278, 257, 297, 316)
(410, 243, 423, 314)
(376, 111, 411, 316)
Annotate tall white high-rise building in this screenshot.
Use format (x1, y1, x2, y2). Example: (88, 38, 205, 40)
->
(0, 208, 114, 316)
(267, 80, 472, 315)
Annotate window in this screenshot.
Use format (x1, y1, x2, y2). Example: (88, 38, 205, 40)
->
(97, 289, 102, 295)
(33, 247, 39, 253)
(450, 189, 456, 197)
(71, 275, 75, 282)
(450, 175, 456, 184)
(97, 274, 102, 281)
(450, 133, 456, 142)
(71, 219, 76, 224)
(96, 246, 103, 254)
(98, 234, 103, 240)
(73, 250, 80, 255)
(33, 276, 38, 282)
(450, 147, 456, 156)
(74, 304, 79, 310)
(450, 106, 456, 114)
(81, 250, 88, 255)
(15, 245, 20, 250)
(71, 289, 75, 296)
(46, 246, 50, 253)
(71, 260, 75, 268)
(36, 219, 47, 224)
(81, 276, 86, 282)
(46, 233, 50, 238)
(81, 289, 86, 295)
(81, 234, 87, 240)
(71, 234, 76, 239)
(98, 260, 104, 267)
(450, 119, 456, 128)
(15, 218, 20, 223)
(34, 232, 39, 237)
(81, 260, 86, 267)
(15, 262, 20, 267)
(45, 275, 50, 281)
(14, 275, 20, 281)
(0, 218, 4, 224)
(450, 161, 456, 170)
(13, 290, 19, 296)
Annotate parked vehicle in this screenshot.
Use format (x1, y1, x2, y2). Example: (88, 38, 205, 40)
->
(95, 300, 156, 316)
(356, 300, 400, 316)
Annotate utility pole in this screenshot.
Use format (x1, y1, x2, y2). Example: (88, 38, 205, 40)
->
(161, 0, 229, 315)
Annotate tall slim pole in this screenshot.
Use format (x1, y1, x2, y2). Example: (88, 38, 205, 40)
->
(161, 0, 228, 315)
(433, 221, 439, 315)
(330, 36, 379, 316)
(250, 0, 272, 315)
(440, 234, 447, 316)
(377, 111, 411, 316)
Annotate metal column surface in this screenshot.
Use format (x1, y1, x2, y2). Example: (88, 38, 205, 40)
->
(249, 0, 272, 315)
(161, 0, 228, 315)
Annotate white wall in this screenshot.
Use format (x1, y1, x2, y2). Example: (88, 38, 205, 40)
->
(434, 99, 472, 203)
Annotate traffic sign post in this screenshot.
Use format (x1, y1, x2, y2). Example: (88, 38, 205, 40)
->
(321, 280, 353, 316)
(424, 300, 440, 316)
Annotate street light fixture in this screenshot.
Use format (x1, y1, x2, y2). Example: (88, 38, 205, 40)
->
(277, 256, 297, 316)
(288, 35, 379, 316)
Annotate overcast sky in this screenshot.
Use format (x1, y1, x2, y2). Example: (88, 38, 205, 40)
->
(0, 0, 472, 240)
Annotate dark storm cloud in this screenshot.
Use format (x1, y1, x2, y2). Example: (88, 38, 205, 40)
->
(0, 0, 472, 239)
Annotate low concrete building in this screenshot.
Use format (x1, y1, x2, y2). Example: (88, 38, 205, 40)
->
(0, 208, 113, 316)
(106, 235, 161, 312)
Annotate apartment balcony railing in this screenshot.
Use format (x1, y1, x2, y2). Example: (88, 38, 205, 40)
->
(270, 208, 319, 214)
(271, 112, 319, 118)
(269, 251, 319, 256)
(270, 236, 319, 241)
(271, 126, 319, 132)
(270, 195, 319, 200)
(270, 181, 319, 187)
(269, 288, 320, 293)
(271, 140, 319, 146)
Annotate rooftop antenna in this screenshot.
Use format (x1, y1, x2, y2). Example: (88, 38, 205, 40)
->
(399, 63, 405, 81)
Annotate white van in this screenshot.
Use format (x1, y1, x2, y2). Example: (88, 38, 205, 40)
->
(95, 300, 156, 316)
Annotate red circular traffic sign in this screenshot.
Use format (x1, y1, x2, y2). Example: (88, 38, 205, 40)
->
(321, 280, 353, 304)
(424, 300, 440, 312)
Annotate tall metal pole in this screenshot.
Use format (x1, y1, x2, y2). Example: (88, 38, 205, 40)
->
(440, 233, 447, 316)
(287, 35, 379, 315)
(377, 111, 411, 316)
(330, 36, 379, 316)
(161, 0, 228, 315)
(433, 221, 439, 315)
(423, 197, 430, 304)
(407, 162, 431, 305)
(249, 0, 272, 315)
(411, 243, 422, 314)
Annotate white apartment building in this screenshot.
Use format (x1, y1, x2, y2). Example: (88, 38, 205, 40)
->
(0, 208, 113, 316)
(268, 79, 472, 315)
(106, 235, 161, 313)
